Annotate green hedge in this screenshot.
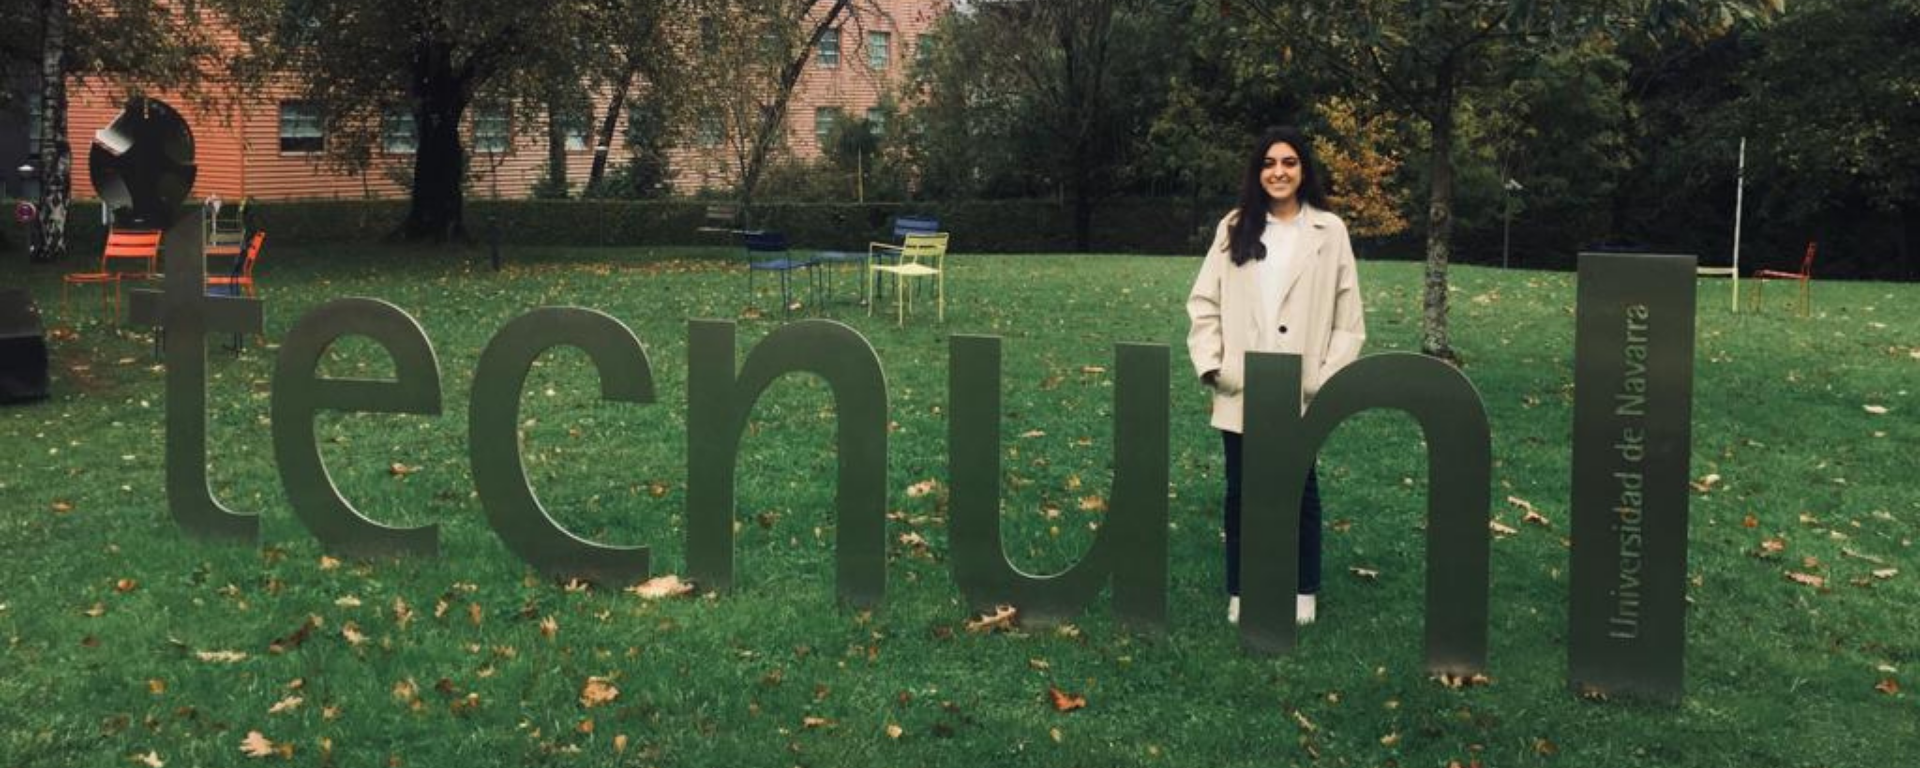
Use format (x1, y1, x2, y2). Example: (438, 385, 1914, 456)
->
(54, 198, 1228, 256)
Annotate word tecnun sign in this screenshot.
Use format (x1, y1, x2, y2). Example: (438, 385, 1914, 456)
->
(129, 217, 1695, 702)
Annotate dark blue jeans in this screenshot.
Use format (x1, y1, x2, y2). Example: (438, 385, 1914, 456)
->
(1221, 430, 1321, 597)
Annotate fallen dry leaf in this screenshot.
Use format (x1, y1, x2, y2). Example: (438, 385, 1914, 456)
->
(1741, 514, 1759, 528)
(539, 615, 558, 638)
(1872, 568, 1899, 580)
(626, 574, 694, 600)
(1433, 672, 1492, 689)
(267, 696, 303, 715)
(388, 462, 420, 476)
(1019, 430, 1046, 439)
(51, 500, 74, 514)
(114, 579, 138, 594)
(131, 750, 164, 767)
(1689, 473, 1723, 493)
(393, 597, 415, 630)
(1048, 686, 1087, 713)
(1080, 365, 1107, 375)
(1349, 566, 1381, 581)
(1290, 709, 1316, 732)
(268, 616, 320, 655)
(340, 622, 367, 646)
(613, 734, 629, 753)
(1077, 495, 1107, 513)
(580, 676, 619, 708)
(1875, 678, 1900, 695)
(196, 650, 249, 664)
(238, 731, 277, 759)
(802, 715, 834, 729)
(965, 604, 1019, 634)
(905, 479, 939, 498)
(1489, 520, 1518, 537)
(317, 556, 340, 570)
(1785, 571, 1826, 588)
(1863, 404, 1889, 415)
(885, 723, 904, 739)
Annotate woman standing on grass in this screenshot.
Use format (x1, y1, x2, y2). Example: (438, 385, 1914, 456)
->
(1186, 125, 1366, 626)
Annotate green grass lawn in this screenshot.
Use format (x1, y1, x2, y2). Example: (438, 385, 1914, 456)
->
(2, 244, 1915, 766)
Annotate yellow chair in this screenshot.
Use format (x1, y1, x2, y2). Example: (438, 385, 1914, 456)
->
(868, 232, 949, 326)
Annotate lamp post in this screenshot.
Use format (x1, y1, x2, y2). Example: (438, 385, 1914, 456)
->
(16, 163, 42, 262)
(1502, 178, 1523, 269)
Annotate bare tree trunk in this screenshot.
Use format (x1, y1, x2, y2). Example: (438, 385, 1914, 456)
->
(544, 101, 568, 197)
(1420, 65, 1459, 363)
(34, 0, 69, 263)
(398, 42, 471, 243)
(738, 0, 853, 211)
(586, 66, 635, 190)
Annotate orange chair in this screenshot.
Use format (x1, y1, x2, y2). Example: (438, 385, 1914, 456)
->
(62, 229, 162, 320)
(206, 230, 265, 298)
(1754, 241, 1816, 316)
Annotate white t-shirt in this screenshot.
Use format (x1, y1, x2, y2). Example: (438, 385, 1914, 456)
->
(1255, 208, 1307, 335)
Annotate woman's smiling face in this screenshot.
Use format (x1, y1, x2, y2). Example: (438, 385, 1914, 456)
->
(1261, 141, 1303, 208)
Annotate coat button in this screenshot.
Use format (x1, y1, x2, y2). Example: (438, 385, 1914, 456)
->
(1277, 325, 1288, 334)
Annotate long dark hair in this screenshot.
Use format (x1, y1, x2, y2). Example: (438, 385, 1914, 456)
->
(1228, 126, 1330, 266)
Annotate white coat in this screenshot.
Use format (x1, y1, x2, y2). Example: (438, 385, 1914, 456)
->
(1185, 205, 1367, 433)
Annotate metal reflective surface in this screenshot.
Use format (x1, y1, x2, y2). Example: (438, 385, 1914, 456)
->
(270, 298, 442, 557)
(127, 212, 264, 541)
(1568, 253, 1696, 703)
(1241, 352, 1491, 674)
(471, 307, 655, 584)
(948, 336, 1169, 632)
(685, 320, 888, 607)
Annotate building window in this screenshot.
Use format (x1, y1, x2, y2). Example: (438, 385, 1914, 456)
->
(814, 107, 842, 146)
(696, 114, 724, 148)
(818, 29, 839, 67)
(381, 108, 417, 154)
(867, 31, 890, 70)
(278, 102, 324, 153)
(914, 34, 935, 70)
(473, 107, 510, 154)
(866, 107, 887, 137)
(559, 111, 590, 151)
(26, 97, 43, 154)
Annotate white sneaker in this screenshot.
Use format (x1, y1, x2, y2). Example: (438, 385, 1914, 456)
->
(1227, 596, 1240, 625)
(1296, 594, 1317, 625)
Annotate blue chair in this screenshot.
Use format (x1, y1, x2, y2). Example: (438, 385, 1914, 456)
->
(867, 215, 939, 300)
(744, 231, 819, 317)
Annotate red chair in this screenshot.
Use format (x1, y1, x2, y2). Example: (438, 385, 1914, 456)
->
(206, 231, 266, 298)
(1754, 241, 1815, 316)
(62, 229, 162, 320)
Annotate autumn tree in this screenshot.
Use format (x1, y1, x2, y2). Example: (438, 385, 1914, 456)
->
(215, 0, 585, 243)
(675, 0, 868, 214)
(1227, 0, 1780, 362)
(910, 0, 1180, 250)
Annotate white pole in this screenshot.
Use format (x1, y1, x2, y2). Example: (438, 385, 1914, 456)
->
(1731, 137, 1746, 312)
